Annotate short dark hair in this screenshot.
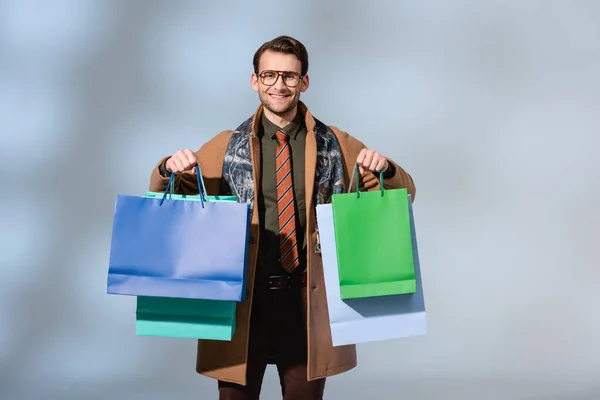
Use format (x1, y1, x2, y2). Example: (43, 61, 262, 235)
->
(253, 35, 309, 76)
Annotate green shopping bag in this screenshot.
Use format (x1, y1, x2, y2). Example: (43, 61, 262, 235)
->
(135, 181, 239, 340)
(330, 163, 416, 300)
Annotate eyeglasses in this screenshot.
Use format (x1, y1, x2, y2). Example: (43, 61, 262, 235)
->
(258, 70, 302, 87)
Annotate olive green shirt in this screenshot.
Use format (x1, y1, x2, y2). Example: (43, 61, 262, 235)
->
(256, 110, 307, 277)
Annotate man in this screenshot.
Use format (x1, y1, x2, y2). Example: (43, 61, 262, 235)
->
(149, 35, 416, 399)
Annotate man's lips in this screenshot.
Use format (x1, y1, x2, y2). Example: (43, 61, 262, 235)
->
(268, 93, 291, 99)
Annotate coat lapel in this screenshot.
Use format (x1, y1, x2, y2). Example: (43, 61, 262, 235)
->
(304, 129, 317, 226)
(249, 135, 261, 224)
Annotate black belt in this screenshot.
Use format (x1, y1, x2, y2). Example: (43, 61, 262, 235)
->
(256, 274, 307, 290)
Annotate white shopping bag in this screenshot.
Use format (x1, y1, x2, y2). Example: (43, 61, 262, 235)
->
(316, 198, 427, 346)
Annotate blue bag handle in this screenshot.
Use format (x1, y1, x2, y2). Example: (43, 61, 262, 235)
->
(160, 164, 208, 207)
(347, 162, 384, 198)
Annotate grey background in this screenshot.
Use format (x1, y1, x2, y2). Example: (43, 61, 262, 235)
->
(1, 1, 599, 399)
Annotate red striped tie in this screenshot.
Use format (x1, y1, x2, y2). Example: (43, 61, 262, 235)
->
(275, 129, 300, 272)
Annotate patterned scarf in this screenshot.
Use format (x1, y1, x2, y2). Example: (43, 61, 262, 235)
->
(220, 114, 346, 209)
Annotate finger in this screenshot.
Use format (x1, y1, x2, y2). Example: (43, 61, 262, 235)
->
(183, 149, 197, 167)
(375, 157, 388, 172)
(356, 148, 367, 164)
(369, 154, 380, 172)
(172, 155, 185, 173)
(175, 151, 190, 171)
(362, 150, 374, 170)
(180, 150, 196, 171)
(357, 149, 367, 175)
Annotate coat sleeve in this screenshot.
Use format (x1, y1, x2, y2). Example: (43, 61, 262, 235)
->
(148, 130, 234, 196)
(330, 127, 416, 202)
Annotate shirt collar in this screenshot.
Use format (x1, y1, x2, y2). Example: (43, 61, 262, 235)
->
(261, 109, 305, 140)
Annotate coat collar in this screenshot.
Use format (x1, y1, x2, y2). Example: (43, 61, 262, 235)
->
(250, 101, 317, 136)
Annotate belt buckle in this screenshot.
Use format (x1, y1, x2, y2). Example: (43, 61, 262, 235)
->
(268, 275, 288, 290)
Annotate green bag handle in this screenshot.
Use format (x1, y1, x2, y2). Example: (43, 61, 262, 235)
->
(347, 162, 384, 198)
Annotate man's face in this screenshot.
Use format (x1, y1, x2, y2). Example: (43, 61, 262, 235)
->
(251, 50, 309, 117)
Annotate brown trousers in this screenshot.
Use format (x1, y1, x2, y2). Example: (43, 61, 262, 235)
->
(218, 280, 326, 399)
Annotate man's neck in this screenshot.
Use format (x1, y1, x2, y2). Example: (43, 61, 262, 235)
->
(262, 106, 298, 128)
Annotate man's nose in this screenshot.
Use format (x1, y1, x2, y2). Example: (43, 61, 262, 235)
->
(273, 75, 287, 90)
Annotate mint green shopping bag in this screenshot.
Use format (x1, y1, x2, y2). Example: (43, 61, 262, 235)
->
(330, 163, 416, 300)
(135, 179, 239, 340)
(136, 295, 236, 340)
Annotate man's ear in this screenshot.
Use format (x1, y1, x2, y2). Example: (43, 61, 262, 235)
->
(251, 73, 259, 92)
(300, 74, 310, 92)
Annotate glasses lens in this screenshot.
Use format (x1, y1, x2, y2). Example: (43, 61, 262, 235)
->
(261, 71, 277, 86)
(283, 73, 300, 87)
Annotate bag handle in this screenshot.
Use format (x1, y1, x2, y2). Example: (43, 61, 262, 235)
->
(160, 165, 208, 207)
(347, 162, 384, 198)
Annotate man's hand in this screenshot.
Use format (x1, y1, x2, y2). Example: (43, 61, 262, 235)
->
(356, 148, 389, 175)
(165, 149, 197, 173)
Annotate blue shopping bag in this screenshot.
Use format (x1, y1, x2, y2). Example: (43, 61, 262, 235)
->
(107, 166, 251, 301)
(316, 196, 426, 346)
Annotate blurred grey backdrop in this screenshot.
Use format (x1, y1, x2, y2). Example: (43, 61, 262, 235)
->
(1, 1, 599, 399)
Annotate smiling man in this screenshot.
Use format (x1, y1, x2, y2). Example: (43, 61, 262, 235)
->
(149, 35, 416, 400)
